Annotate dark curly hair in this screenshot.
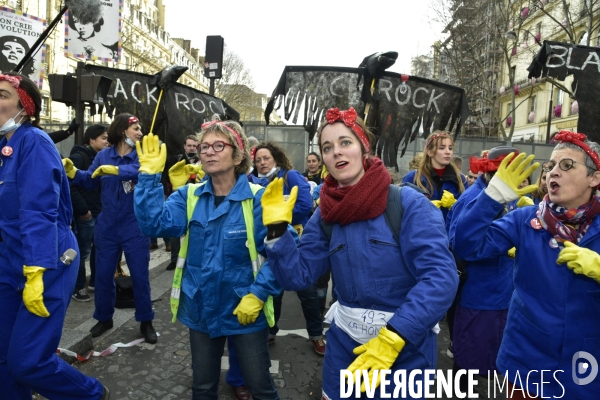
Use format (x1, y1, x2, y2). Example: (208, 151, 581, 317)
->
(254, 141, 293, 171)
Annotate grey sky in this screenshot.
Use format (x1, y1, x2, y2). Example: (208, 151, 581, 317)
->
(163, 0, 442, 96)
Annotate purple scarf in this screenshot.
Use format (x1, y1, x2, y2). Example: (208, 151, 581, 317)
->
(537, 191, 600, 244)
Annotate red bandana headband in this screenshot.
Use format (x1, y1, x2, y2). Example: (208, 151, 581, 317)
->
(425, 132, 451, 150)
(469, 153, 515, 174)
(128, 116, 139, 125)
(201, 120, 244, 151)
(554, 130, 600, 171)
(0, 74, 35, 117)
(325, 107, 370, 152)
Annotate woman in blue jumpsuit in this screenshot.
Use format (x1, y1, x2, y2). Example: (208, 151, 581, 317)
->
(453, 132, 600, 398)
(402, 131, 467, 220)
(261, 107, 458, 399)
(134, 120, 281, 399)
(0, 72, 107, 399)
(253, 141, 325, 353)
(66, 113, 156, 343)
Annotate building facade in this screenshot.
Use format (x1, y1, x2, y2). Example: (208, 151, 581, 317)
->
(497, 0, 598, 142)
(0, 0, 211, 128)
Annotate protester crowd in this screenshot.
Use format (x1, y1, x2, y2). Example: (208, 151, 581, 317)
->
(1, 71, 599, 400)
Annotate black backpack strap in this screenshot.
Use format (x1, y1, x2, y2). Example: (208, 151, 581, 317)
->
(383, 184, 403, 245)
(320, 217, 333, 242)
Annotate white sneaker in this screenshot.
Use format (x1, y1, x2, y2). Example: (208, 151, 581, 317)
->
(446, 343, 454, 359)
(72, 288, 91, 302)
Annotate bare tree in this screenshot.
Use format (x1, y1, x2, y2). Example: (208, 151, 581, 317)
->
(429, 0, 592, 141)
(214, 47, 262, 121)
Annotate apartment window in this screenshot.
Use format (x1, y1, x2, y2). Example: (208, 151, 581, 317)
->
(84, 108, 90, 123)
(41, 97, 48, 116)
(67, 107, 74, 121)
(536, 23, 542, 35)
(530, 95, 536, 112)
(7, 0, 22, 10)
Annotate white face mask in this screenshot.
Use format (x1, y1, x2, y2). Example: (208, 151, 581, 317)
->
(258, 166, 278, 179)
(0, 109, 24, 136)
(124, 136, 136, 148)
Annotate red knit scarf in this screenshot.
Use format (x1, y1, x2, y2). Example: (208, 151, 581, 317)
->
(320, 157, 391, 226)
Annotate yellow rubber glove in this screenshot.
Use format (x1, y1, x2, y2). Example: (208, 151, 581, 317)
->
(23, 266, 50, 317)
(347, 327, 405, 392)
(261, 177, 298, 226)
(233, 293, 264, 325)
(485, 152, 540, 203)
(136, 132, 167, 175)
(293, 224, 304, 237)
(62, 158, 77, 179)
(557, 241, 600, 283)
(508, 247, 516, 258)
(431, 200, 442, 208)
(517, 196, 534, 208)
(92, 165, 119, 178)
(440, 190, 457, 209)
(168, 160, 205, 190)
(321, 164, 329, 180)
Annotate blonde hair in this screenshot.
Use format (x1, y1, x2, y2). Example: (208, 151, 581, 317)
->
(415, 131, 465, 196)
(197, 117, 250, 175)
(409, 152, 424, 170)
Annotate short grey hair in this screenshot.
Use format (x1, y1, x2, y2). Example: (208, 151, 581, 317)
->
(554, 141, 600, 175)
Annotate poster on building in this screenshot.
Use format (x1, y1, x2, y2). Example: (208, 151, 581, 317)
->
(64, 0, 121, 62)
(0, 7, 46, 88)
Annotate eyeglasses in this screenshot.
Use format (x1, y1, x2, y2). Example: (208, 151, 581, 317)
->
(199, 141, 235, 154)
(541, 158, 596, 173)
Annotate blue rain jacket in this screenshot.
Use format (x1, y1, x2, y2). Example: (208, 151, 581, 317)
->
(453, 191, 600, 398)
(134, 173, 282, 338)
(446, 176, 514, 310)
(0, 122, 75, 288)
(266, 186, 458, 368)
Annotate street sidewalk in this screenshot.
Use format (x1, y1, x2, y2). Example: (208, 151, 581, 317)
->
(43, 241, 489, 399)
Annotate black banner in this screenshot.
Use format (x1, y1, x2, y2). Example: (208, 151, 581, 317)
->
(264, 66, 469, 167)
(528, 40, 599, 141)
(85, 65, 239, 157)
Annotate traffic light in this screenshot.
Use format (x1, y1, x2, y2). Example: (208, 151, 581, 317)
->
(204, 35, 224, 79)
(48, 74, 76, 106)
(80, 74, 113, 105)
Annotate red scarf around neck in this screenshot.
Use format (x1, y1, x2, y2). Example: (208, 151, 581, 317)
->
(320, 157, 391, 226)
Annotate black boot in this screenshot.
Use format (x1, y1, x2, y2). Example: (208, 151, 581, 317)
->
(140, 321, 157, 344)
(90, 319, 113, 338)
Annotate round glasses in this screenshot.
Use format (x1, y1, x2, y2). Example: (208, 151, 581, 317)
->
(199, 141, 235, 154)
(541, 158, 595, 173)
